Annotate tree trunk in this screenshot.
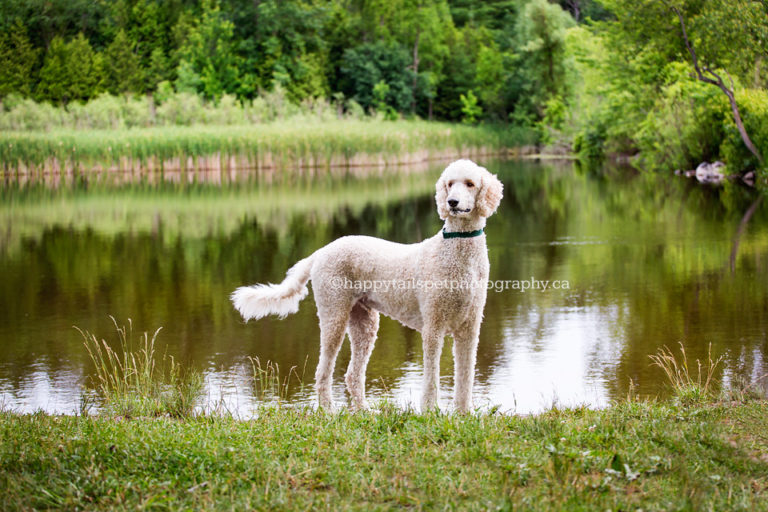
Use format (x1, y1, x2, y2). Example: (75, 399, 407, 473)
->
(722, 86, 763, 165)
(729, 195, 763, 273)
(567, 0, 580, 22)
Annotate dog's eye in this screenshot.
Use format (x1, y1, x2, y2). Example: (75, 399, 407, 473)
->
(465, 181, 475, 188)
(447, 181, 454, 187)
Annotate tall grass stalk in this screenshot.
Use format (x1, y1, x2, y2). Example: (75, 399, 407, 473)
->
(249, 356, 306, 406)
(79, 316, 202, 417)
(649, 342, 724, 403)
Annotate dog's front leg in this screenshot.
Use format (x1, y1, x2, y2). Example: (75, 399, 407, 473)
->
(420, 329, 444, 411)
(452, 322, 481, 413)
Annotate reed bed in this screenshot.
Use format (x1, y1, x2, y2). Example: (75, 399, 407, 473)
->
(0, 120, 535, 177)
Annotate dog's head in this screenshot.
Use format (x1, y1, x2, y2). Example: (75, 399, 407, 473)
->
(435, 159, 503, 220)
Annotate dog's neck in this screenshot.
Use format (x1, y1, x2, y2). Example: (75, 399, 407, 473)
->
(442, 215, 486, 235)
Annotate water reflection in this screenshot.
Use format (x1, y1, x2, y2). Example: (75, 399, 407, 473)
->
(1, 160, 767, 414)
(0, 361, 86, 414)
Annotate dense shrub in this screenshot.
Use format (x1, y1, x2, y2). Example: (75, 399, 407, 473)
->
(0, 87, 370, 132)
(572, 122, 606, 162)
(634, 63, 728, 173)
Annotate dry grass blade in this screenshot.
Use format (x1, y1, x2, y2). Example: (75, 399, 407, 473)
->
(649, 342, 724, 402)
(249, 356, 306, 406)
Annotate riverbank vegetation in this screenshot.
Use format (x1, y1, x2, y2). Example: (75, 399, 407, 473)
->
(0, 119, 533, 175)
(2, 0, 767, 182)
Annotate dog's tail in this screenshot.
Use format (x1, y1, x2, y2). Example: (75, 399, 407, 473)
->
(231, 255, 315, 321)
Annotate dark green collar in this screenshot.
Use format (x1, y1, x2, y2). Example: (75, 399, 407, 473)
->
(442, 228, 484, 239)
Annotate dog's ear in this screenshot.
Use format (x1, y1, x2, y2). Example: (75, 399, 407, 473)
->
(435, 175, 450, 220)
(476, 169, 503, 218)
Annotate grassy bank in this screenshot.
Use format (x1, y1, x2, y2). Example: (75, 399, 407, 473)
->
(0, 120, 535, 176)
(0, 400, 766, 510)
(2, 322, 767, 509)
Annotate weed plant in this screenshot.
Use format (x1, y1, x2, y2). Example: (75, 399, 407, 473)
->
(249, 356, 307, 406)
(80, 316, 202, 418)
(649, 342, 724, 404)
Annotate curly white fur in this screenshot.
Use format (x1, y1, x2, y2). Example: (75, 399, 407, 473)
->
(231, 257, 313, 320)
(232, 159, 503, 413)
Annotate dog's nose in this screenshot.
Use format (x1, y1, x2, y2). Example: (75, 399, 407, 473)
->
(448, 199, 459, 208)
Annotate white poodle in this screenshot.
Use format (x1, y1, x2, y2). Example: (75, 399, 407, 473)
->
(232, 159, 503, 412)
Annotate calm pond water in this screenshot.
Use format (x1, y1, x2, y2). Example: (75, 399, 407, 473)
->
(1, 159, 767, 415)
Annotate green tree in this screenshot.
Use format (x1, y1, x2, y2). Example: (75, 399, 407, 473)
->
(127, 0, 168, 69)
(0, 0, 110, 50)
(175, 0, 241, 100)
(552, 0, 611, 22)
(351, 0, 452, 116)
(666, 1, 764, 165)
(248, 0, 329, 100)
(103, 29, 144, 95)
(146, 47, 170, 92)
(37, 33, 104, 104)
(373, 80, 399, 119)
(598, 0, 768, 168)
(0, 19, 40, 98)
(460, 89, 482, 124)
(434, 25, 493, 121)
(474, 43, 510, 119)
(446, 0, 517, 30)
(515, 0, 575, 116)
(394, 0, 452, 115)
(340, 41, 414, 113)
(107, 0, 176, 73)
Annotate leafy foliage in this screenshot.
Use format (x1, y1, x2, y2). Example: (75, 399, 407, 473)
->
(175, 0, 241, 101)
(515, 0, 575, 114)
(0, 0, 576, 126)
(460, 89, 482, 124)
(0, 19, 39, 98)
(103, 30, 144, 95)
(568, 0, 768, 176)
(340, 41, 414, 114)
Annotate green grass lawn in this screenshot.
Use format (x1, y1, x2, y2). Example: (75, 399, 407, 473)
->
(1, 399, 766, 510)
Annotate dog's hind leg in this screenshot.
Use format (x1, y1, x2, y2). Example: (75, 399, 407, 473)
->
(345, 302, 379, 411)
(315, 304, 350, 410)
